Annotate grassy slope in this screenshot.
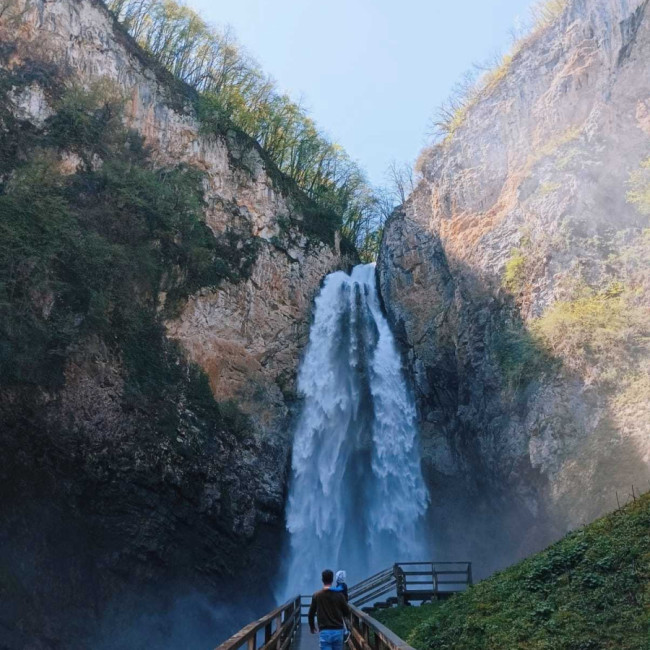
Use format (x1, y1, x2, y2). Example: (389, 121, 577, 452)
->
(374, 493, 650, 649)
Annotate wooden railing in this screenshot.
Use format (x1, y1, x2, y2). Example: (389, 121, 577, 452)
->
(214, 596, 301, 650)
(215, 561, 472, 650)
(394, 561, 472, 605)
(348, 567, 396, 606)
(350, 562, 472, 607)
(348, 604, 416, 650)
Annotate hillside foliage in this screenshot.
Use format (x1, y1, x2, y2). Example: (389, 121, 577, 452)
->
(374, 492, 650, 650)
(107, 0, 395, 255)
(0, 64, 251, 436)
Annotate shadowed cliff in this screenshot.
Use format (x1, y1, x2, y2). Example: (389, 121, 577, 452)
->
(378, 0, 650, 578)
(0, 0, 353, 646)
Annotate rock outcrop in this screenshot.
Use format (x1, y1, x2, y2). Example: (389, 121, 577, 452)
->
(0, 0, 351, 647)
(379, 0, 650, 576)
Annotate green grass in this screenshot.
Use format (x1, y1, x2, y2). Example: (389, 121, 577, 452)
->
(374, 603, 440, 641)
(373, 493, 650, 650)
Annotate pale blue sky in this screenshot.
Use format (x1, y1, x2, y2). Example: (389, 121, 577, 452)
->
(187, 0, 537, 185)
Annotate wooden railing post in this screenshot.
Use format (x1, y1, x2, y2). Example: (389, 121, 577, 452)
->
(393, 563, 405, 607)
(467, 562, 473, 586)
(214, 595, 301, 650)
(431, 563, 437, 598)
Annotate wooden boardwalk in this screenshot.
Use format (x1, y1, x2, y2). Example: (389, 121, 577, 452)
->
(214, 561, 473, 650)
(348, 562, 472, 609)
(293, 624, 320, 650)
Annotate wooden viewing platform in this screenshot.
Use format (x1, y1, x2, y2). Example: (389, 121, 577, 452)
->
(213, 561, 472, 650)
(349, 561, 472, 609)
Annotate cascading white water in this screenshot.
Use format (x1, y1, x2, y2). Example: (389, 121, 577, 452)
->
(280, 263, 429, 597)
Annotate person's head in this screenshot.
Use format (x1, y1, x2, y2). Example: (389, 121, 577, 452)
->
(322, 569, 334, 586)
(335, 570, 346, 585)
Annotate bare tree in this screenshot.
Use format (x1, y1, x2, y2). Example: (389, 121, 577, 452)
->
(386, 160, 415, 204)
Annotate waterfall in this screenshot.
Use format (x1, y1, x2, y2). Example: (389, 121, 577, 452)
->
(280, 263, 429, 598)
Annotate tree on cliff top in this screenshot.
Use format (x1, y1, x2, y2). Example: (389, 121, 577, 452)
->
(107, 0, 393, 257)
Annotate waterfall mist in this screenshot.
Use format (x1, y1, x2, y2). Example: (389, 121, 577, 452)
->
(280, 264, 429, 598)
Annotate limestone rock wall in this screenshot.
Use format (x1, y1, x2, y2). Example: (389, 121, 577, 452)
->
(10, 0, 346, 420)
(379, 0, 650, 576)
(0, 0, 351, 647)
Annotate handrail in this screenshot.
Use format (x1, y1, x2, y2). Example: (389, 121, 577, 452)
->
(348, 604, 416, 650)
(214, 561, 472, 649)
(398, 560, 471, 566)
(349, 567, 396, 606)
(348, 561, 472, 608)
(214, 596, 301, 650)
(348, 568, 394, 598)
(394, 561, 472, 604)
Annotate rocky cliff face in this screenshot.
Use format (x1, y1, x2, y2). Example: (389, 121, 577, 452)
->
(0, 0, 350, 647)
(379, 0, 650, 576)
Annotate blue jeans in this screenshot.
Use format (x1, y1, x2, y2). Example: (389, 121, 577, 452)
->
(319, 628, 344, 650)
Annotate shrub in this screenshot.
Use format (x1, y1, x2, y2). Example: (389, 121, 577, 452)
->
(491, 317, 550, 391)
(45, 79, 126, 167)
(531, 0, 569, 30)
(529, 125, 582, 168)
(482, 54, 513, 92)
(626, 157, 650, 215)
(531, 283, 647, 385)
(502, 248, 527, 293)
(538, 181, 561, 196)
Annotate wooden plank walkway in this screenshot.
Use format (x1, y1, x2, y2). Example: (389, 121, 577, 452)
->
(213, 562, 472, 650)
(293, 624, 320, 650)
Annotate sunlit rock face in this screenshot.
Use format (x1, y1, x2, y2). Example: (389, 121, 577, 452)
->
(0, 0, 352, 647)
(9, 0, 348, 419)
(379, 0, 650, 578)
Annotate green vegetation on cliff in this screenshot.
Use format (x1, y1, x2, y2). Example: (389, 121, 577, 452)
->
(497, 221, 649, 393)
(374, 492, 650, 649)
(491, 316, 551, 392)
(626, 158, 650, 214)
(106, 0, 387, 254)
(531, 281, 648, 387)
(0, 54, 278, 648)
(0, 63, 250, 432)
(502, 248, 528, 293)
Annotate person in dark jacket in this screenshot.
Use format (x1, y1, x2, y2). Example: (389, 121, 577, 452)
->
(308, 569, 351, 650)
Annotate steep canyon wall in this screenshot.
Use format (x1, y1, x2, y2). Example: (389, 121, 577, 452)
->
(0, 0, 351, 646)
(379, 0, 650, 576)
